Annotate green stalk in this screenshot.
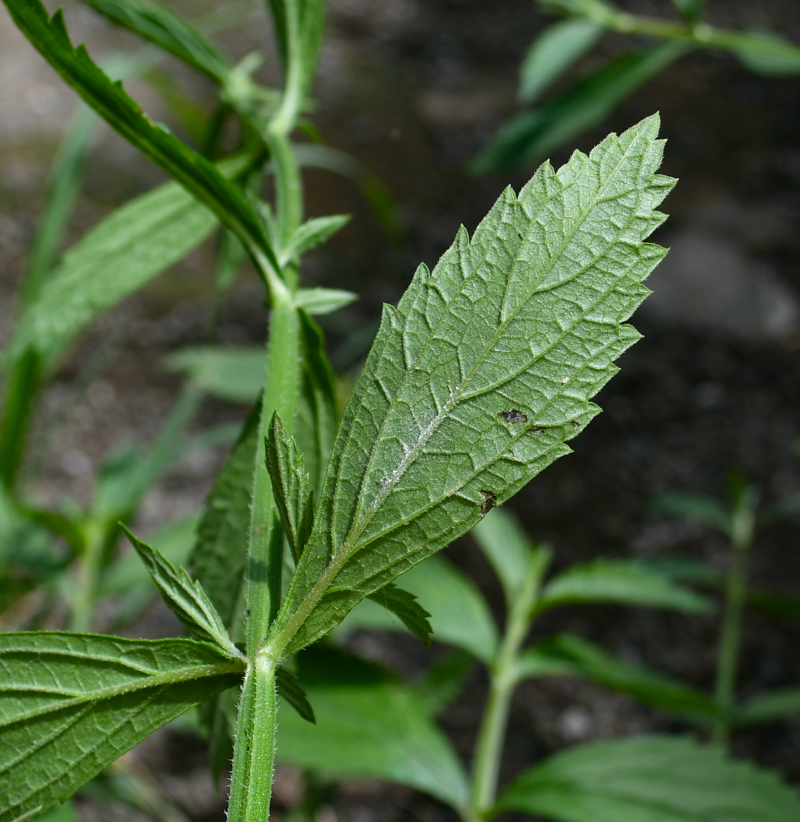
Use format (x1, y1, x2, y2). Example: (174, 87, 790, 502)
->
(69, 519, 105, 632)
(227, 653, 279, 822)
(712, 492, 756, 745)
(470, 549, 551, 819)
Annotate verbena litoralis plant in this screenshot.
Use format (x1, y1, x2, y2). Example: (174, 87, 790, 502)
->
(647, 471, 800, 745)
(473, 0, 800, 173)
(1, 3, 797, 822)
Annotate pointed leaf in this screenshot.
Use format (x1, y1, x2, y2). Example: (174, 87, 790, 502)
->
(3, 0, 278, 274)
(280, 214, 351, 265)
(0, 348, 41, 489)
(538, 559, 712, 613)
(295, 287, 359, 316)
(735, 688, 800, 727)
(519, 18, 604, 103)
(79, 0, 232, 83)
(275, 667, 315, 724)
(471, 507, 537, 607)
(0, 632, 243, 822)
(122, 526, 237, 656)
(268, 116, 674, 659)
(4, 180, 220, 370)
(517, 633, 720, 722)
(338, 555, 499, 663)
(496, 734, 800, 822)
(649, 492, 731, 534)
(473, 44, 686, 172)
(165, 346, 266, 405)
(733, 31, 800, 76)
(266, 413, 313, 563)
(367, 583, 432, 649)
(191, 402, 259, 630)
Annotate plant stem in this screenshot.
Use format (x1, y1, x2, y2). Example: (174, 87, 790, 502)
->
(470, 549, 550, 819)
(712, 491, 756, 745)
(69, 519, 105, 632)
(227, 653, 279, 822)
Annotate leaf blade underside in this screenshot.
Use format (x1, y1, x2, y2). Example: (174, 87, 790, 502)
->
(0, 633, 243, 822)
(269, 114, 675, 659)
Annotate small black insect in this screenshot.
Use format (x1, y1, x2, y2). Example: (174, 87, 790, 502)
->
(499, 410, 528, 424)
(480, 489, 496, 515)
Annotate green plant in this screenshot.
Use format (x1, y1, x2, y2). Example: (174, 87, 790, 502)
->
(473, 0, 800, 172)
(648, 471, 800, 744)
(2, 2, 799, 822)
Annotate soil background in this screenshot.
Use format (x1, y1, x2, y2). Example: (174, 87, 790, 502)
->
(2, 1, 800, 820)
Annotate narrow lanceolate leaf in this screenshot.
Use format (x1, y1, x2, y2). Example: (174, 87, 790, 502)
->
(496, 735, 800, 822)
(735, 688, 800, 726)
(191, 401, 259, 631)
(3, 0, 278, 275)
(0, 633, 244, 822)
(516, 633, 720, 722)
(295, 287, 359, 316)
(518, 18, 604, 104)
(165, 346, 266, 405)
(122, 526, 238, 656)
(3, 180, 219, 370)
(79, 0, 232, 83)
(537, 559, 711, 613)
(267, 115, 675, 659)
(280, 215, 351, 266)
(367, 583, 432, 649)
(275, 667, 315, 724)
(733, 31, 800, 76)
(266, 414, 313, 563)
(472, 44, 686, 172)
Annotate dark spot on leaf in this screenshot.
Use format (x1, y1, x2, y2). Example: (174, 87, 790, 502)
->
(480, 490, 496, 515)
(571, 420, 580, 429)
(528, 427, 545, 435)
(499, 410, 527, 424)
(517, 231, 524, 240)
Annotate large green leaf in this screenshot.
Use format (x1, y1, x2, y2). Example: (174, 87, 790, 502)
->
(0, 633, 243, 822)
(4, 181, 218, 369)
(3, 0, 278, 275)
(538, 559, 712, 613)
(473, 44, 686, 172)
(268, 115, 674, 659)
(276, 648, 470, 813)
(337, 555, 498, 663)
(517, 633, 719, 722)
(79, 0, 232, 83)
(496, 735, 800, 822)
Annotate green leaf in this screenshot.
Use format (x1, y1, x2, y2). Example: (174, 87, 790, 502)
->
(367, 583, 432, 649)
(638, 554, 722, 586)
(649, 492, 731, 534)
(276, 648, 470, 813)
(265, 413, 313, 563)
(280, 214, 351, 265)
(268, 115, 674, 659)
(3, 0, 278, 275)
(0, 633, 243, 822)
(275, 667, 315, 724)
(471, 507, 538, 607)
(165, 346, 266, 405)
(735, 688, 800, 726)
(412, 651, 474, 717)
(0, 349, 41, 490)
(79, 0, 232, 83)
(122, 526, 238, 656)
(338, 555, 499, 663)
(670, 0, 705, 22)
(517, 633, 720, 722)
(295, 287, 359, 316)
(733, 31, 800, 76)
(538, 559, 712, 613)
(496, 734, 800, 822)
(519, 18, 604, 104)
(14, 505, 85, 557)
(191, 401, 259, 630)
(4, 181, 219, 370)
(473, 44, 686, 172)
